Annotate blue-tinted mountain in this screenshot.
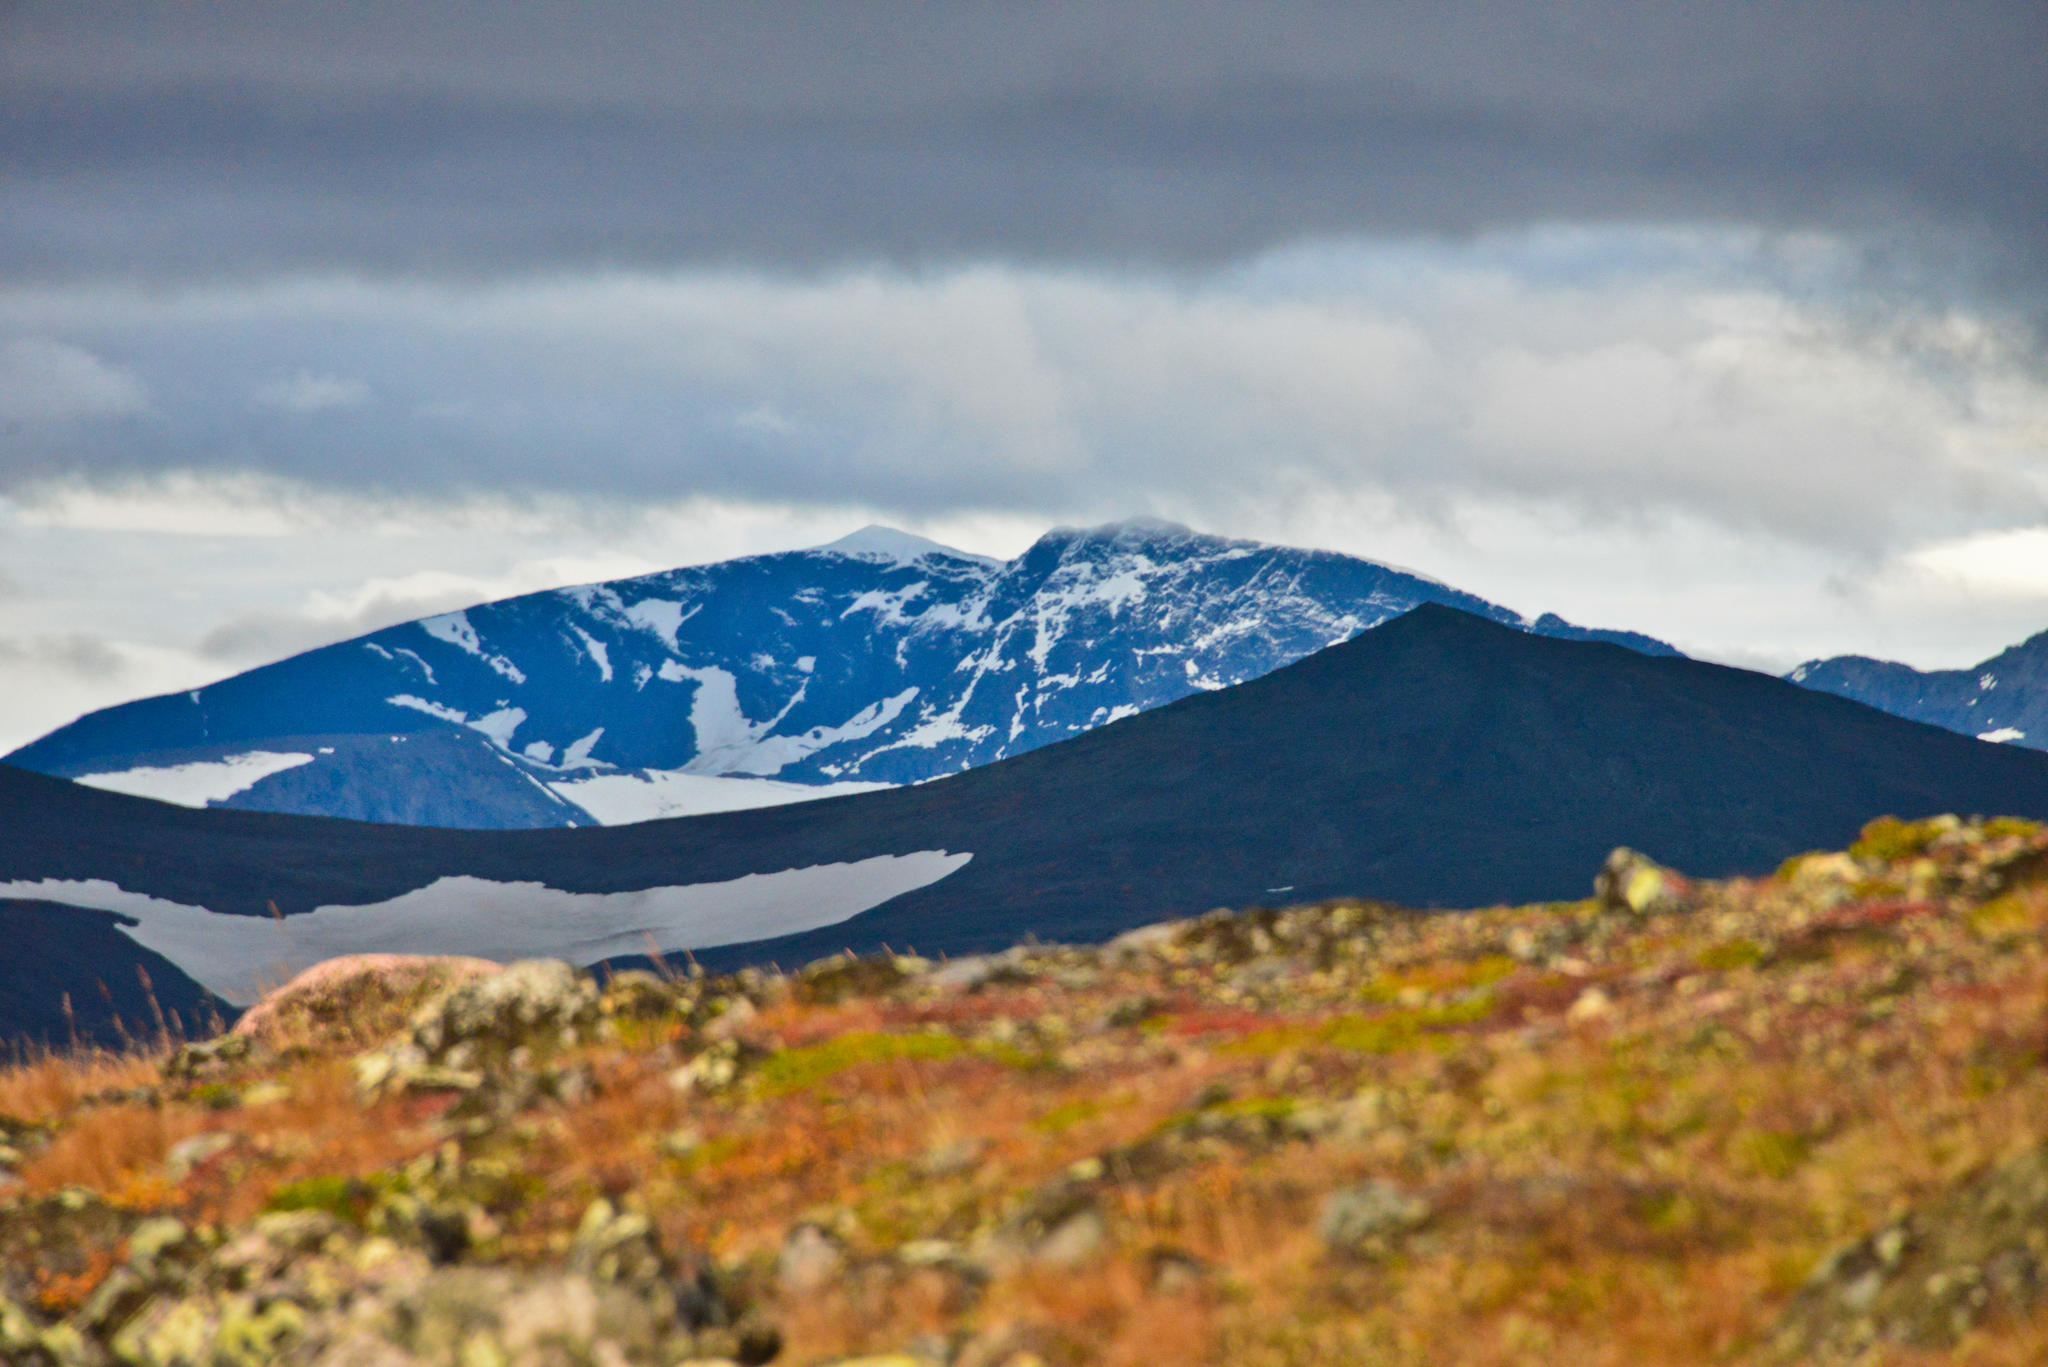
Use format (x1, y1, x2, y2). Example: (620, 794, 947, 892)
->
(1791, 628, 2048, 754)
(6, 604, 2047, 1048)
(6, 521, 1676, 828)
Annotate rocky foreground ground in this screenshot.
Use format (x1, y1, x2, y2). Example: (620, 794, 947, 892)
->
(6, 816, 2048, 1365)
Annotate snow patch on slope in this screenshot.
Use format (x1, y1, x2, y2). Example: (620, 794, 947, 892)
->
(470, 707, 527, 747)
(0, 851, 972, 1005)
(625, 599, 695, 649)
(660, 664, 759, 759)
(840, 583, 932, 627)
(726, 688, 921, 776)
(416, 610, 526, 683)
(1978, 727, 2026, 744)
(73, 751, 317, 807)
(388, 695, 532, 751)
(660, 661, 914, 777)
(550, 770, 893, 824)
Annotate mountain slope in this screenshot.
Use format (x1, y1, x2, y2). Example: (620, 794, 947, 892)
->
(1792, 627, 2048, 752)
(6, 604, 2048, 1046)
(6, 521, 1674, 828)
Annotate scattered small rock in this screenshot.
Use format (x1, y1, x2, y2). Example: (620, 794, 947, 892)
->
(164, 1131, 237, 1182)
(1566, 986, 1615, 1022)
(1146, 1245, 1209, 1294)
(918, 1138, 984, 1179)
(1032, 1209, 1107, 1268)
(1319, 1180, 1432, 1259)
(778, 1223, 848, 1294)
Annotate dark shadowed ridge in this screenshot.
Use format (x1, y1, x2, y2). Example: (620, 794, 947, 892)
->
(9, 604, 2048, 1043)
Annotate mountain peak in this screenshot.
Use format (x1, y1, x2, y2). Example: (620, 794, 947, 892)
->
(811, 525, 992, 566)
(10, 522, 1680, 826)
(1036, 517, 1208, 551)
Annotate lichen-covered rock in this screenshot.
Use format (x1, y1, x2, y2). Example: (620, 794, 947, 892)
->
(795, 952, 929, 1005)
(1769, 1141, 2048, 1360)
(599, 968, 685, 1020)
(410, 958, 599, 1059)
(1594, 847, 1691, 916)
(568, 1198, 669, 1286)
(668, 1037, 770, 1095)
(355, 959, 604, 1101)
(163, 1032, 255, 1082)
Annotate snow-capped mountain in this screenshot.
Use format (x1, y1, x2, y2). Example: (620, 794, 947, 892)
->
(1791, 628, 2048, 754)
(6, 520, 1676, 828)
(12, 604, 2048, 1048)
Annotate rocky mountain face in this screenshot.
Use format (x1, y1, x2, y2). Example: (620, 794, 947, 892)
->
(1791, 628, 2048, 754)
(7, 816, 2048, 1365)
(4, 521, 1674, 829)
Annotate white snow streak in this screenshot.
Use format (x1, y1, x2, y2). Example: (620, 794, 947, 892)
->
(387, 694, 467, 725)
(550, 770, 892, 824)
(570, 626, 614, 682)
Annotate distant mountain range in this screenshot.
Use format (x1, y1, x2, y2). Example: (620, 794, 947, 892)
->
(5, 521, 1676, 829)
(1792, 629, 2048, 754)
(9, 603, 2048, 1049)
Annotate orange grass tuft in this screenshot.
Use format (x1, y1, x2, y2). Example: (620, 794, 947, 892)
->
(0, 1048, 164, 1125)
(20, 1100, 207, 1197)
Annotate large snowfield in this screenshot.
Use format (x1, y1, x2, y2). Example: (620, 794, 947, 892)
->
(0, 850, 972, 1004)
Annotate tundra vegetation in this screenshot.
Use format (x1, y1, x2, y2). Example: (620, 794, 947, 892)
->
(4, 815, 2048, 1364)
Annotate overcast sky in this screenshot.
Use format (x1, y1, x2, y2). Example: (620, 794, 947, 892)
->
(2, 2, 2046, 750)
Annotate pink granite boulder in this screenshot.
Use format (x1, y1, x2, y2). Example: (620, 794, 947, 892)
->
(231, 954, 504, 1053)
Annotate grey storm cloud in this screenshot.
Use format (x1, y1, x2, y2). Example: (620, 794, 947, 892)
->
(2, 1, 2044, 567)
(2, 2, 2043, 291)
(0, 632, 126, 679)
